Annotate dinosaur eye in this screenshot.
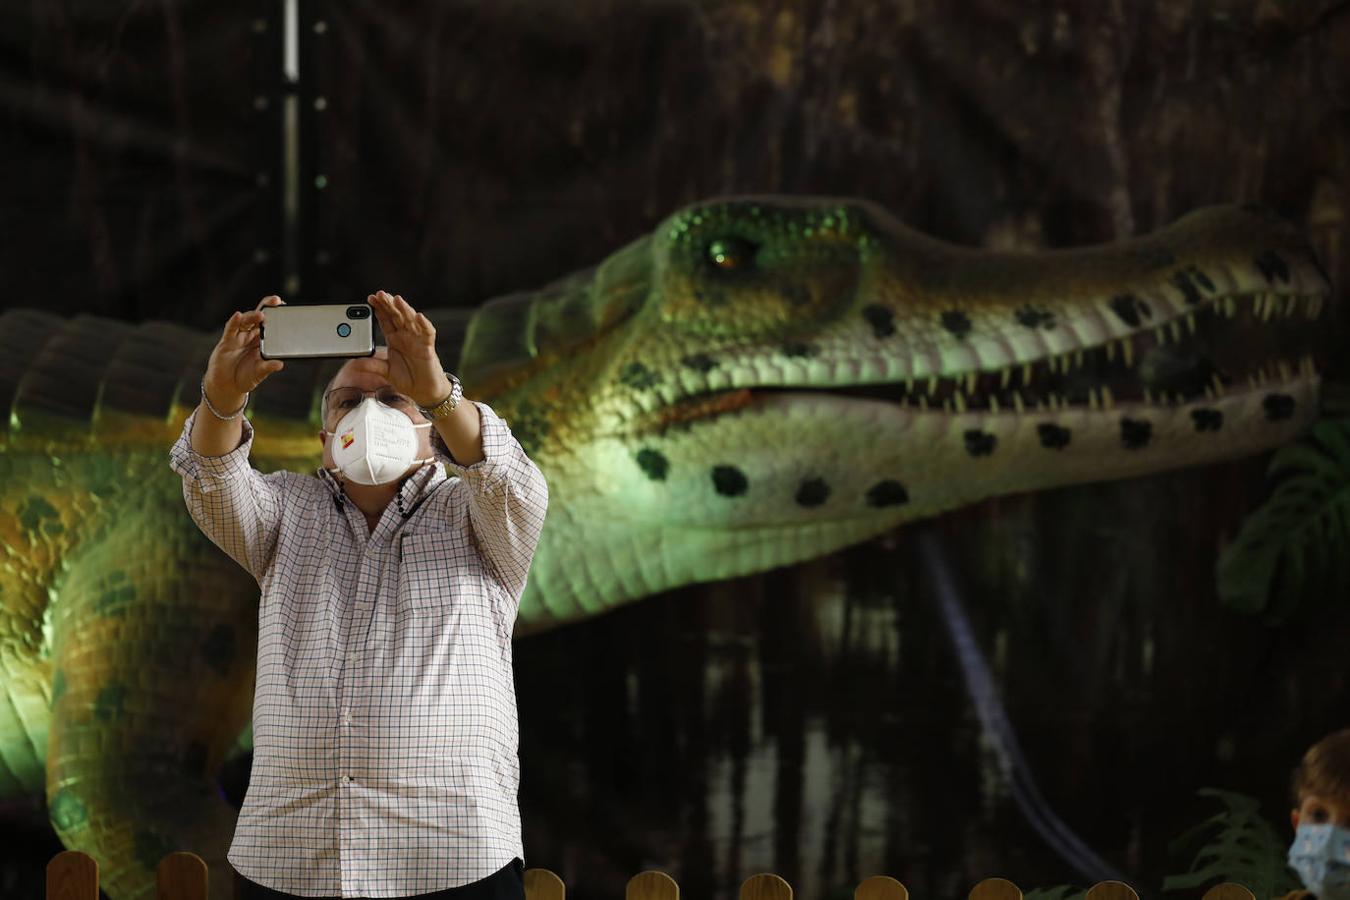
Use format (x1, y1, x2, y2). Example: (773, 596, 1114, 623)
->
(706, 237, 758, 273)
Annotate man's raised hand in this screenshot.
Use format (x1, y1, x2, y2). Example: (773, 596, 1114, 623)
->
(203, 296, 286, 411)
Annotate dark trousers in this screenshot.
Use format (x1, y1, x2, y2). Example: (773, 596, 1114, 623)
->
(235, 857, 525, 900)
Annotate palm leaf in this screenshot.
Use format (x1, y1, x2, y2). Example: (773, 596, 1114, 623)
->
(1216, 417, 1350, 618)
(1163, 788, 1302, 898)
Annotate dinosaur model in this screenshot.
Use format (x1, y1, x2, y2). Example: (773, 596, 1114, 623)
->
(0, 196, 1331, 899)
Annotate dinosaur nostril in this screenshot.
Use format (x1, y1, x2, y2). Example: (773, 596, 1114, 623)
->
(706, 236, 758, 273)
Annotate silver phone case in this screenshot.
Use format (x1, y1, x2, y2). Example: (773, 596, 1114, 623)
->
(259, 304, 376, 359)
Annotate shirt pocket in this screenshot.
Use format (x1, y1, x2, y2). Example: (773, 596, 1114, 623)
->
(396, 530, 486, 612)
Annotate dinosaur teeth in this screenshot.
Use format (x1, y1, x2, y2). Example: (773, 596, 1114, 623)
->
(1000, 366, 1011, 389)
(1088, 389, 1100, 410)
(1023, 363, 1033, 385)
(1073, 349, 1084, 369)
(1204, 385, 1216, 401)
(1012, 392, 1025, 414)
(1121, 338, 1134, 367)
(1143, 387, 1154, 405)
(989, 395, 1000, 414)
(953, 390, 967, 413)
(1169, 320, 1183, 344)
(927, 375, 938, 396)
(1278, 360, 1292, 382)
(1185, 312, 1197, 335)
(1105, 342, 1116, 362)
(1102, 385, 1115, 409)
(1210, 373, 1226, 395)
(965, 371, 978, 394)
(1155, 324, 1168, 345)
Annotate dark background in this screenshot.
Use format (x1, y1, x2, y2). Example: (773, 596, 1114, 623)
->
(3, 1, 1350, 899)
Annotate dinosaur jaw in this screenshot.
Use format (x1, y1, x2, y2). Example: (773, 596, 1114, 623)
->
(819, 288, 1325, 417)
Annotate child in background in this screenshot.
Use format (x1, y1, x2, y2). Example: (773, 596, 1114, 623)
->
(1285, 728, 1350, 900)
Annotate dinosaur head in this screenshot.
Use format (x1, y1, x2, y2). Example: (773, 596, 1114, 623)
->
(459, 197, 1332, 624)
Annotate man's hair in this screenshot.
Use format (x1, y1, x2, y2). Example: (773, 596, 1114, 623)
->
(1291, 728, 1350, 805)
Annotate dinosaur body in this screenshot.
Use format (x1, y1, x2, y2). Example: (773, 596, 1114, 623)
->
(0, 197, 1330, 899)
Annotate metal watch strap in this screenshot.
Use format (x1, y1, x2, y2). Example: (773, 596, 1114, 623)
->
(416, 373, 463, 420)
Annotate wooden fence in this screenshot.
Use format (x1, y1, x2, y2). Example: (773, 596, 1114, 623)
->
(44, 850, 1263, 900)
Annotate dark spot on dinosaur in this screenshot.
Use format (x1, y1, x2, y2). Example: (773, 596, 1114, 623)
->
(201, 624, 236, 677)
(1171, 270, 1203, 306)
(618, 362, 661, 391)
(182, 741, 209, 777)
(866, 480, 910, 508)
(51, 669, 66, 709)
(1120, 418, 1153, 450)
(1109, 294, 1152, 328)
(862, 304, 895, 338)
(711, 465, 748, 497)
(682, 353, 718, 373)
(505, 403, 549, 456)
(49, 789, 88, 831)
(1263, 393, 1296, 422)
(636, 449, 669, 481)
(940, 310, 972, 339)
(1137, 247, 1176, 269)
(781, 342, 817, 358)
(780, 284, 811, 307)
(1254, 250, 1291, 284)
(93, 571, 135, 618)
(795, 478, 830, 507)
(694, 285, 729, 307)
(133, 827, 176, 872)
(963, 430, 997, 457)
(18, 495, 60, 535)
(94, 683, 127, 723)
(1037, 423, 1072, 449)
(1191, 409, 1224, 432)
(1015, 306, 1056, 329)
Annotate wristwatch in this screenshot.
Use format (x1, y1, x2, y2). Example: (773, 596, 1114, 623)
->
(416, 372, 463, 420)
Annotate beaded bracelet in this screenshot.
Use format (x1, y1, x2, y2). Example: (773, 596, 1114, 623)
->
(200, 377, 249, 421)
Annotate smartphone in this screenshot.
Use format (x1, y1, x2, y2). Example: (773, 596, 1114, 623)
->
(259, 304, 376, 360)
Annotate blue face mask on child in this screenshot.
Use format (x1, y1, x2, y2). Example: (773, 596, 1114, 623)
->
(1289, 823, 1350, 899)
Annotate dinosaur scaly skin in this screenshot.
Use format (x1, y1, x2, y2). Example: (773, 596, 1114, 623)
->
(0, 197, 1331, 899)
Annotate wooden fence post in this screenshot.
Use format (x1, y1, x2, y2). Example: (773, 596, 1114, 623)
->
(47, 850, 98, 900)
(628, 870, 680, 900)
(1200, 884, 1257, 900)
(524, 867, 566, 900)
(1085, 881, 1139, 900)
(156, 851, 208, 900)
(855, 874, 908, 900)
(968, 877, 1022, 900)
(740, 873, 793, 900)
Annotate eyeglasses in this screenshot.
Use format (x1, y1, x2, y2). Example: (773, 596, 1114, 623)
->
(323, 386, 418, 421)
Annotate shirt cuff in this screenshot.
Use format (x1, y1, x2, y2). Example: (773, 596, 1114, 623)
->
(168, 410, 257, 493)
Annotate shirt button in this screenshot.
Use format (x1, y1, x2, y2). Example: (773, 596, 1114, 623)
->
(340, 775, 352, 784)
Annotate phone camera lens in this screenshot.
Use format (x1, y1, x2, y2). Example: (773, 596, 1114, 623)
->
(346, 306, 370, 319)
(336, 323, 352, 338)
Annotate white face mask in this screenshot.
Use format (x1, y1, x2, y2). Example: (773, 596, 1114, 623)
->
(325, 397, 434, 486)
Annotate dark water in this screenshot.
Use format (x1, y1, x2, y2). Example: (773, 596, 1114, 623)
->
(2, 458, 1346, 900)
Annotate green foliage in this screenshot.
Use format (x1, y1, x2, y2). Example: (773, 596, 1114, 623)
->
(1216, 417, 1350, 619)
(1164, 788, 1302, 898)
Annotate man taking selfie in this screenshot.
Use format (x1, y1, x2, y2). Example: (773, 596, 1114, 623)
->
(170, 290, 548, 900)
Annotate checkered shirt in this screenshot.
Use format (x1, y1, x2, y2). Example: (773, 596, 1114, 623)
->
(169, 400, 548, 898)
